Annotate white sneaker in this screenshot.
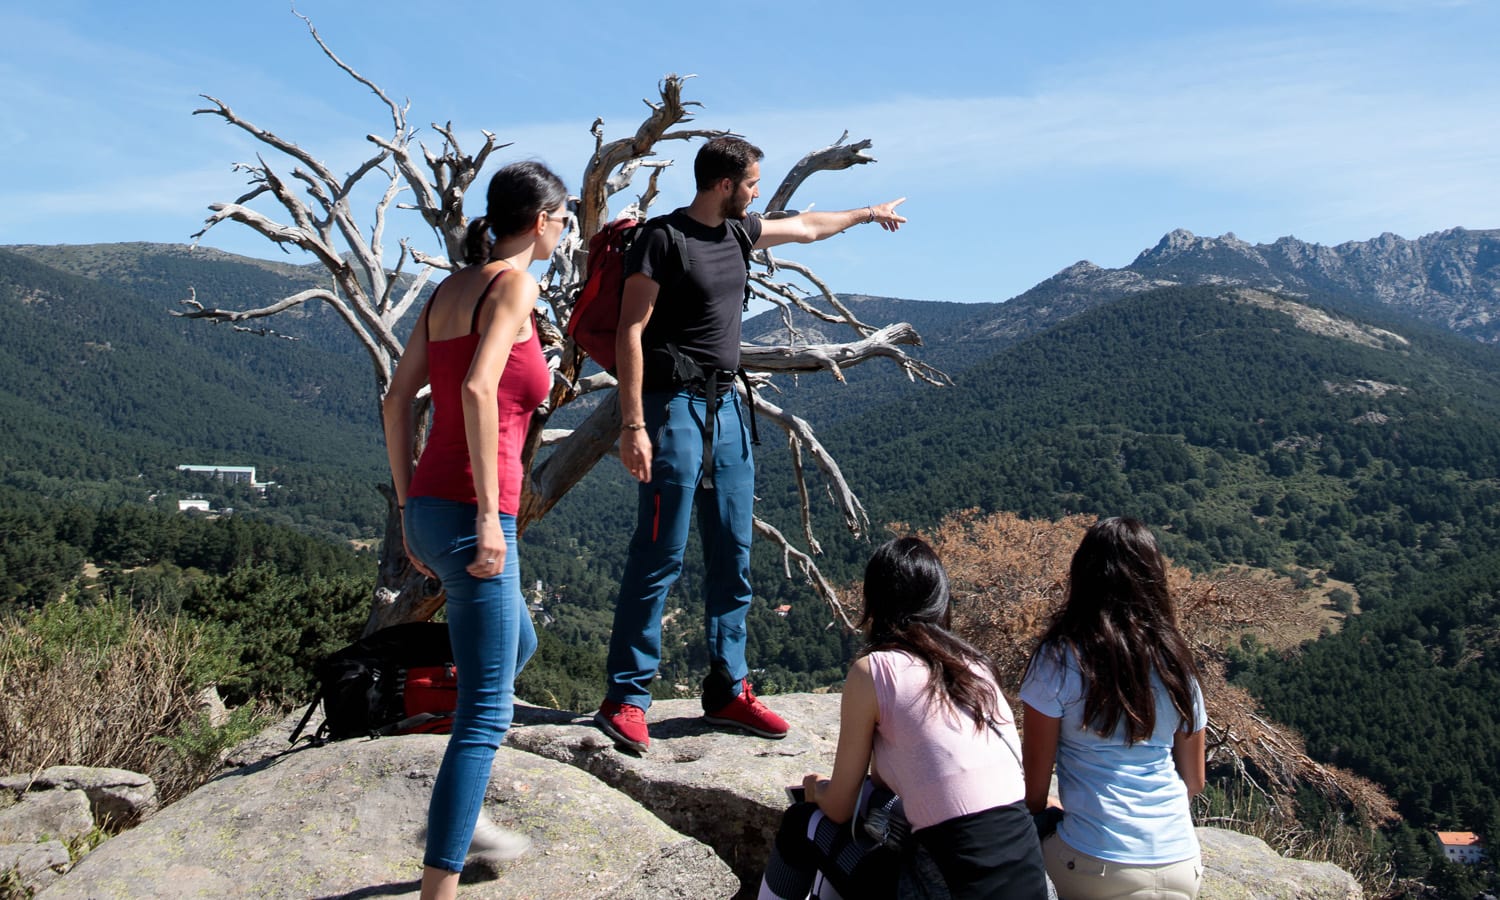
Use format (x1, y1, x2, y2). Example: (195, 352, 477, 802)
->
(469, 812, 530, 863)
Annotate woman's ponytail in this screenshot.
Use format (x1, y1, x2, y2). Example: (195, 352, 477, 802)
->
(463, 216, 494, 266)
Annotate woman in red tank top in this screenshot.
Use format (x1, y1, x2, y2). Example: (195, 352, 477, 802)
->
(382, 161, 566, 900)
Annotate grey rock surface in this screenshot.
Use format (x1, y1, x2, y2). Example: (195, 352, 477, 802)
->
(1199, 827, 1362, 900)
(40, 733, 736, 899)
(0, 840, 70, 893)
(31, 765, 158, 827)
(0, 789, 93, 845)
(507, 695, 838, 884)
(23, 694, 1368, 900)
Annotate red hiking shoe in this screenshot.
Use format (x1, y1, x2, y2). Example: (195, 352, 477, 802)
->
(703, 679, 789, 739)
(594, 700, 650, 753)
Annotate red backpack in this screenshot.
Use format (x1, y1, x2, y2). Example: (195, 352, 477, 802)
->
(566, 215, 749, 371)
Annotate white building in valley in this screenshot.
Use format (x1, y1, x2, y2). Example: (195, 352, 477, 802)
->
(176, 465, 274, 493)
(1436, 831, 1486, 865)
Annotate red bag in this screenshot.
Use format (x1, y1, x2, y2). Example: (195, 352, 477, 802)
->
(566, 215, 750, 371)
(567, 216, 648, 372)
(289, 622, 459, 744)
(398, 664, 458, 735)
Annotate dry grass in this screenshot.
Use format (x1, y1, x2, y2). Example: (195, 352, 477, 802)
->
(0, 600, 260, 808)
(1195, 782, 1397, 898)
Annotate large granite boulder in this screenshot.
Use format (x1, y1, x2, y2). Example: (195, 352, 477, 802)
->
(1199, 827, 1362, 900)
(0, 788, 93, 845)
(26, 693, 1365, 899)
(40, 735, 735, 899)
(0, 840, 70, 894)
(506, 695, 840, 884)
(28, 765, 157, 828)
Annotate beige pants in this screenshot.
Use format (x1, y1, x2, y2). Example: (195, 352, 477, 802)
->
(1043, 833, 1202, 900)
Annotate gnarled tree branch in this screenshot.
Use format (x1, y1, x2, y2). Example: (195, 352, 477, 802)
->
(764, 132, 877, 214)
(183, 14, 943, 636)
(749, 392, 867, 539)
(753, 517, 854, 629)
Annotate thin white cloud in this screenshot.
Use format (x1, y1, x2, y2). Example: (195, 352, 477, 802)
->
(4, 4, 1495, 303)
(703, 29, 1499, 239)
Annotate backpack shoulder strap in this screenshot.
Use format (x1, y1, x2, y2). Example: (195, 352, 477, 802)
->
(727, 218, 754, 264)
(289, 688, 325, 745)
(667, 224, 691, 280)
(729, 219, 755, 311)
(641, 215, 692, 284)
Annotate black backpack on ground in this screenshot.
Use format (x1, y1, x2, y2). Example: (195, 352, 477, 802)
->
(290, 622, 458, 744)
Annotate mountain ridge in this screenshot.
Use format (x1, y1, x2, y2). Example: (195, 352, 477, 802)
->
(1007, 225, 1500, 343)
(4, 236, 1500, 871)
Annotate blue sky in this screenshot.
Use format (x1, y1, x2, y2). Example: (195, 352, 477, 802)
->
(2, 0, 1496, 304)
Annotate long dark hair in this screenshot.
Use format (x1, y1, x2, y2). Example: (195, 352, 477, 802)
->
(1028, 517, 1200, 744)
(462, 160, 568, 265)
(861, 537, 1007, 729)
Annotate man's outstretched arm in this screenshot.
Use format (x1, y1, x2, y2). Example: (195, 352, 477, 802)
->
(754, 198, 907, 249)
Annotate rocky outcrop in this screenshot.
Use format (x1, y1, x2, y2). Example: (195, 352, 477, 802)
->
(29, 694, 1362, 899)
(40, 733, 736, 900)
(25, 766, 158, 828)
(0, 766, 163, 894)
(506, 695, 841, 885)
(1, 840, 70, 892)
(0, 786, 93, 846)
(1125, 227, 1500, 342)
(1200, 828, 1361, 899)
(986, 226, 1500, 347)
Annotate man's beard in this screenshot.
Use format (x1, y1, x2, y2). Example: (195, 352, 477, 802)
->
(720, 193, 749, 220)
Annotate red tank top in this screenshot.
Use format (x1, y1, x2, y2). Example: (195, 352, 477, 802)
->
(408, 270, 551, 514)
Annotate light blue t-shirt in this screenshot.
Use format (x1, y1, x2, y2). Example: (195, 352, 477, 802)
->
(1019, 643, 1205, 865)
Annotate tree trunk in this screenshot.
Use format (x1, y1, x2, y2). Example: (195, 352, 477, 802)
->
(366, 498, 446, 634)
(181, 20, 939, 633)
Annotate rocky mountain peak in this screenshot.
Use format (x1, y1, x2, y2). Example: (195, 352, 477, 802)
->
(1134, 229, 1260, 266)
(1059, 260, 1103, 276)
(1050, 226, 1500, 343)
(1138, 228, 1204, 261)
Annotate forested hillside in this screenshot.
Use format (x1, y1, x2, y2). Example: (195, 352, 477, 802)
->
(768, 283, 1500, 867)
(819, 286, 1500, 587)
(0, 246, 390, 536)
(1240, 548, 1500, 840)
(0, 484, 372, 703)
(4, 243, 1500, 890)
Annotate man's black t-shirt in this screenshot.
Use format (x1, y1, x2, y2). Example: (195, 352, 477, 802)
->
(626, 208, 761, 388)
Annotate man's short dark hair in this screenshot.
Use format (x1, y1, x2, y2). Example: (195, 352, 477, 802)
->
(694, 136, 764, 191)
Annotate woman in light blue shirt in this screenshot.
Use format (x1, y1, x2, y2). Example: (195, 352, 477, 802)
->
(1020, 518, 1206, 900)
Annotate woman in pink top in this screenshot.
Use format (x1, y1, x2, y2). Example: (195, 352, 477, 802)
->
(759, 537, 1047, 899)
(382, 161, 563, 900)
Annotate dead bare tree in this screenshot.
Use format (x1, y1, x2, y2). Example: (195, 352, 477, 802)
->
(178, 15, 936, 633)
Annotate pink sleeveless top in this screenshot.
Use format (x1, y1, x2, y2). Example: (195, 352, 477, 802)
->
(868, 649, 1026, 830)
(408, 271, 550, 514)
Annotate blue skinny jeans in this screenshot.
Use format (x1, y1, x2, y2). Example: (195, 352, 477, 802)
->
(403, 499, 536, 873)
(605, 387, 755, 711)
